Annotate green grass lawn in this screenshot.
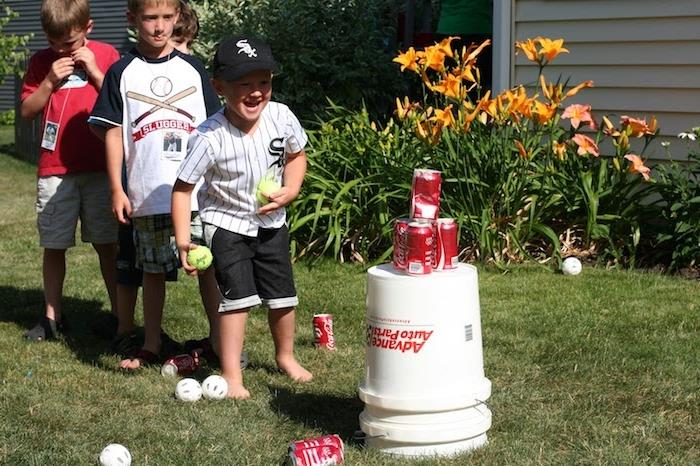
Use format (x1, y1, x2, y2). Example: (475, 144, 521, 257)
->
(0, 134, 698, 465)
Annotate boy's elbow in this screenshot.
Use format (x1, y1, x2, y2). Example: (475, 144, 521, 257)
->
(19, 104, 38, 120)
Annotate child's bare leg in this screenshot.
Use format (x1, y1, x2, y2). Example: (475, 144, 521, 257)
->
(268, 307, 312, 382)
(219, 309, 250, 399)
(120, 271, 164, 369)
(115, 284, 138, 336)
(198, 267, 222, 355)
(93, 242, 118, 315)
(43, 248, 66, 322)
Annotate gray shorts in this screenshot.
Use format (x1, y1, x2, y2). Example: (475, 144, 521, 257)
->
(36, 173, 117, 249)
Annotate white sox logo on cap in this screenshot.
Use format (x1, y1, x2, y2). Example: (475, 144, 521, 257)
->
(236, 40, 257, 58)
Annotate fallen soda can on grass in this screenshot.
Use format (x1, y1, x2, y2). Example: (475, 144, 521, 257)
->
(285, 434, 344, 465)
(161, 353, 200, 377)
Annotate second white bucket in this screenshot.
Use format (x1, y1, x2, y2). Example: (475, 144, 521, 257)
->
(358, 263, 491, 457)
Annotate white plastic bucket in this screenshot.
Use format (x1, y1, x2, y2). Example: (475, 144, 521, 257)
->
(358, 263, 491, 457)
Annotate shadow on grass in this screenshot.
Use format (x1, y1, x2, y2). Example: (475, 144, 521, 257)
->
(0, 285, 119, 367)
(268, 384, 365, 445)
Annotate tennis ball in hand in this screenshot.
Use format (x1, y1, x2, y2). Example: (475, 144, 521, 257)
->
(187, 246, 213, 271)
(256, 179, 281, 205)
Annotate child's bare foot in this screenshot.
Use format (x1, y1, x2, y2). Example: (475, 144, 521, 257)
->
(277, 356, 313, 382)
(226, 382, 250, 400)
(119, 348, 158, 370)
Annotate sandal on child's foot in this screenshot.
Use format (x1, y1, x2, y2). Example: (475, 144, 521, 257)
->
(24, 316, 66, 342)
(111, 332, 141, 357)
(119, 348, 160, 370)
(184, 337, 220, 365)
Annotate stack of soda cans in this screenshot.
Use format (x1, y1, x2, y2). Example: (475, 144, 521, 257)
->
(284, 434, 344, 465)
(393, 168, 459, 275)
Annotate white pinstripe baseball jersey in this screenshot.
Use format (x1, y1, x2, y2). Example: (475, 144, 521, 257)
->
(176, 102, 308, 236)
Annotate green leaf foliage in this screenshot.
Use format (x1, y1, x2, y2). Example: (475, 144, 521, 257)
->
(192, 0, 407, 122)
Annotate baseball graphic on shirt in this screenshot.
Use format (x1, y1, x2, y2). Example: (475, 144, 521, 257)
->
(150, 76, 173, 97)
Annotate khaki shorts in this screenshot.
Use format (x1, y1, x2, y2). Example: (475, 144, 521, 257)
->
(36, 173, 117, 249)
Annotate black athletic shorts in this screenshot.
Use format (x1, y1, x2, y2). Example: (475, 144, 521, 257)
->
(206, 224, 298, 312)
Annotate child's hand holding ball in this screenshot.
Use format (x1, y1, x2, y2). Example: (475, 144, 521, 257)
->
(187, 245, 213, 271)
(256, 178, 282, 205)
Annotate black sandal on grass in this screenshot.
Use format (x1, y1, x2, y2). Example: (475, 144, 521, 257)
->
(24, 316, 66, 342)
(184, 337, 220, 365)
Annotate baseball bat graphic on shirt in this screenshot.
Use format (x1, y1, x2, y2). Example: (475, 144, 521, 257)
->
(127, 88, 195, 125)
(131, 86, 197, 127)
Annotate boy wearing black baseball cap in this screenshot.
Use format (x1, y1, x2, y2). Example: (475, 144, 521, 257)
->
(172, 36, 312, 399)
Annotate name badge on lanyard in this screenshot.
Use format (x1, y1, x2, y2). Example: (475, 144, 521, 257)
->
(41, 120, 60, 151)
(42, 86, 72, 152)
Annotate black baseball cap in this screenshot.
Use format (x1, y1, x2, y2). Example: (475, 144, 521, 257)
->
(212, 36, 278, 81)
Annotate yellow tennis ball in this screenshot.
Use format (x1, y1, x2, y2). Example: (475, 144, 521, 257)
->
(256, 179, 281, 205)
(187, 246, 213, 271)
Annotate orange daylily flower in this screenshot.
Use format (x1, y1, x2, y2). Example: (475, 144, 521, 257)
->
(624, 154, 651, 181)
(621, 115, 657, 137)
(461, 99, 484, 132)
(432, 73, 462, 99)
(456, 62, 477, 83)
(562, 104, 594, 129)
(515, 38, 538, 62)
(423, 45, 447, 71)
(431, 105, 456, 128)
(393, 47, 419, 72)
(572, 134, 600, 157)
(463, 39, 492, 63)
(531, 100, 557, 124)
(436, 36, 456, 59)
(536, 37, 569, 63)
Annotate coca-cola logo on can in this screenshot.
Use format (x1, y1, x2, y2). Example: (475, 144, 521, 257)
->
(313, 314, 336, 350)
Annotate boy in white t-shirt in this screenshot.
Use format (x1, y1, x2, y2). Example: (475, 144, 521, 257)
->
(172, 36, 312, 399)
(89, 0, 221, 369)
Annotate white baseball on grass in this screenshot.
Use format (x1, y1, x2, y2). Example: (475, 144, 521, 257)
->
(561, 257, 582, 276)
(202, 375, 228, 400)
(175, 378, 202, 402)
(99, 443, 131, 466)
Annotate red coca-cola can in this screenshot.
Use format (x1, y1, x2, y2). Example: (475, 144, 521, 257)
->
(410, 168, 442, 220)
(392, 218, 410, 270)
(435, 218, 459, 270)
(285, 445, 344, 465)
(161, 353, 200, 377)
(313, 314, 336, 350)
(289, 434, 344, 452)
(406, 221, 433, 275)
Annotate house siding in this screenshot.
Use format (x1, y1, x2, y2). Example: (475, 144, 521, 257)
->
(3, 0, 130, 161)
(510, 0, 700, 160)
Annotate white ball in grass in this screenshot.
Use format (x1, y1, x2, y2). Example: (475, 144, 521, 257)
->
(561, 257, 582, 276)
(175, 378, 202, 402)
(99, 443, 131, 466)
(202, 375, 228, 400)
